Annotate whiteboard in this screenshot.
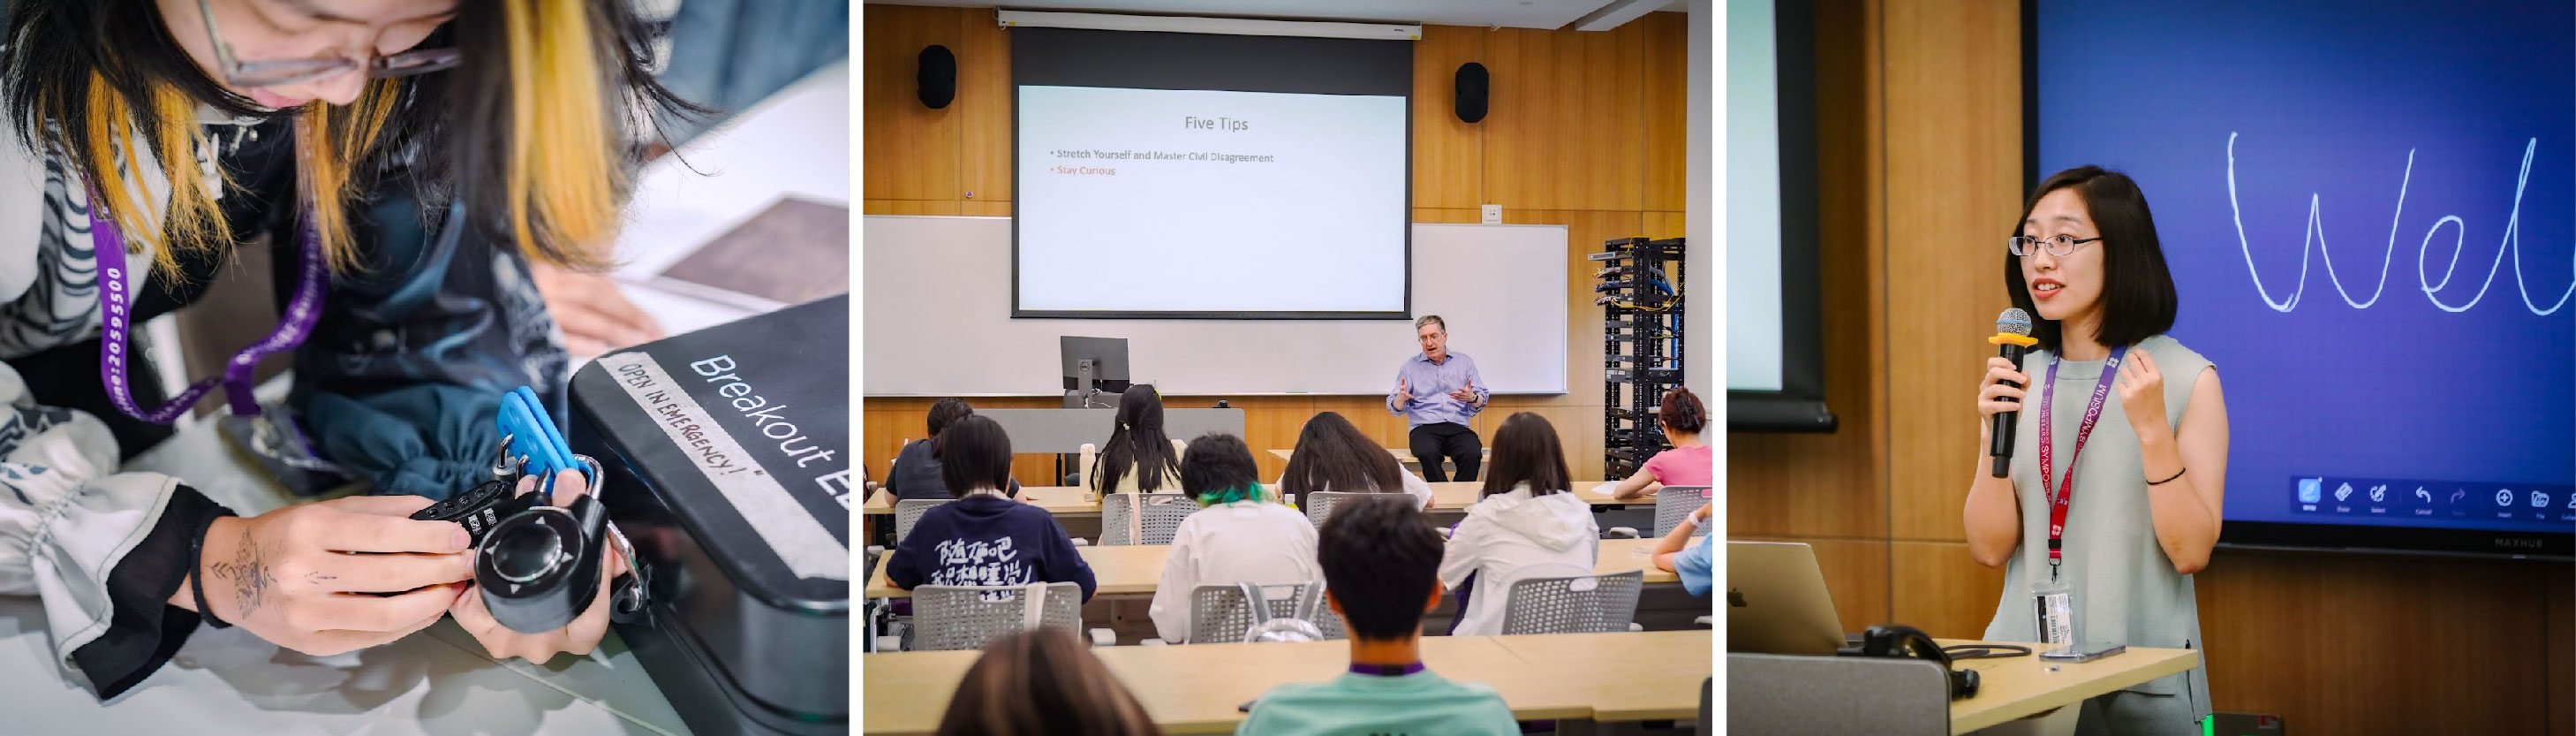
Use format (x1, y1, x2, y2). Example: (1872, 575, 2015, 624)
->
(863, 216, 1567, 396)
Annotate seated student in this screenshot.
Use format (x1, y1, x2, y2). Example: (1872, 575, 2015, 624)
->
(1652, 502, 1717, 596)
(1088, 385, 1185, 496)
(887, 398, 1018, 500)
(1277, 411, 1435, 511)
(1439, 413, 1601, 637)
(934, 628, 1164, 736)
(1608, 387, 1713, 499)
(1239, 496, 1520, 736)
(887, 415, 1097, 600)
(1150, 433, 1322, 643)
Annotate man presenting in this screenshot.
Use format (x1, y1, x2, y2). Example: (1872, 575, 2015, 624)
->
(1388, 315, 1489, 482)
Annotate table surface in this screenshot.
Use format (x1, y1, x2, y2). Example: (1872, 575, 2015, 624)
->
(861, 630, 1712, 735)
(866, 536, 1678, 599)
(863, 481, 1644, 515)
(0, 397, 691, 734)
(610, 62, 850, 338)
(1941, 639, 2199, 734)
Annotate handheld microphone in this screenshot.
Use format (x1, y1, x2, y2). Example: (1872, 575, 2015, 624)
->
(1987, 308, 2037, 478)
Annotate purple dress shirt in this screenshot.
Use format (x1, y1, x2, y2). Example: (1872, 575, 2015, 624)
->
(1388, 351, 1489, 429)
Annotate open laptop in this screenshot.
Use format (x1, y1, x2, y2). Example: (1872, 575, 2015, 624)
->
(1726, 542, 1847, 656)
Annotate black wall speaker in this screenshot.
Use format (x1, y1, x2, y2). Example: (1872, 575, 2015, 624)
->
(1454, 62, 1489, 123)
(918, 45, 956, 110)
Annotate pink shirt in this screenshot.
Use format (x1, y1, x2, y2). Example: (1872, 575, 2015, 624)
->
(1643, 444, 1712, 488)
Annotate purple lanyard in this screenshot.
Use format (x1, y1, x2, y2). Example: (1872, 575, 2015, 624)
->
(1349, 662, 1425, 677)
(87, 186, 328, 422)
(2037, 345, 2127, 574)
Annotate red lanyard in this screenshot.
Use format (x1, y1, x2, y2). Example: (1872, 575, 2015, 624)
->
(2038, 345, 2127, 578)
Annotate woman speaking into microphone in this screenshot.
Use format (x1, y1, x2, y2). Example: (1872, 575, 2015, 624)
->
(1964, 166, 2229, 735)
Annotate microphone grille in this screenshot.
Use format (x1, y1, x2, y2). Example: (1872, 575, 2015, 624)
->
(1997, 307, 2033, 337)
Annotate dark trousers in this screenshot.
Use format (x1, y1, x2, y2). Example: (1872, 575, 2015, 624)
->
(1409, 421, 1482, 482)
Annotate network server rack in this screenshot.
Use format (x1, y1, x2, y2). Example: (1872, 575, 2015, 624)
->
(1590, 237, 1684, 478)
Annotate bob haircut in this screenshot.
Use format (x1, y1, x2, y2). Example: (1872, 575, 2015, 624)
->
(2004, 166, 2179, 353)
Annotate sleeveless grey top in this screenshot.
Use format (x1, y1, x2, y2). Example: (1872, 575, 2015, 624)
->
(1980, 334, 2215, 717)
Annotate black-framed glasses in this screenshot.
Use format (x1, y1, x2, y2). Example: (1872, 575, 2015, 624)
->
(2007, 234, 2104, 257)
(198, 0, 461, 90)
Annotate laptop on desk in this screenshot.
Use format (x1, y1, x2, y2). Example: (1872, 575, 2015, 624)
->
(1726, 542, 1848, 656)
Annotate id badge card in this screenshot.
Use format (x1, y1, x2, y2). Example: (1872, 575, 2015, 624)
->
(2031, 574, 2075, 647)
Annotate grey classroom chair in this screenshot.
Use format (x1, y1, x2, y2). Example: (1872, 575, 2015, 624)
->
(905, 582, 1084, 651)
(1655, 485, 1714, 538)
(893, 498, 951, 544)
(1697, 677, 1713, 736)
(1186, 581, 1347, 644)
(1099, 492, 1200, 546)
(1300, 490, 1375, 527)
(1500, 570, 1646, 635)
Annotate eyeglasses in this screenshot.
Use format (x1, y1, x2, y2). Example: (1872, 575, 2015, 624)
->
(2007, 234, 2104, 257)
(198, 0, 461, 90)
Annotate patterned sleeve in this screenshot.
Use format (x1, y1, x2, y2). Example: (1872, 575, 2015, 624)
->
(0, 361, 220, 699)
(0, 101, 230, 700)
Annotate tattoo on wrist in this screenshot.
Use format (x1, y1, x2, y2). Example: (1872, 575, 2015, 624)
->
(210, 540, 276, 618)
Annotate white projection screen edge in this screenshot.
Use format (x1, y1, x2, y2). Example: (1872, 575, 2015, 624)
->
(1010, 28, 1414, 320)
(1728, 0, 1836, 431)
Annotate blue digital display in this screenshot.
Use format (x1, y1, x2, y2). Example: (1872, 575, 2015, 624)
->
(2034, 0, 2573, 535)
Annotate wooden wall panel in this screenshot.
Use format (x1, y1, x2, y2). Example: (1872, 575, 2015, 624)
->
(1639, 11, 1690, 212)
(956, 8, 1013, 205)
(2195, 551, 2557, 735)
(1879, 0, 2021, 544)
(1506, 208, 1642, 483)
(2553, 569, 2573, 736)
(863, 200, 962, 216)
(1888, 541, 2006, 640)
(1412, 26, 1486, 209)
(1642, 211, 1685, 239)
(1410, 208, 1481, 224)
(1483, 25, 1647, 212)
(863, 396, 1062, 489)
(861, 5, 966, 201)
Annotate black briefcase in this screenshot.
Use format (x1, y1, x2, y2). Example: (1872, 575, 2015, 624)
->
(568, 293, 851, 735)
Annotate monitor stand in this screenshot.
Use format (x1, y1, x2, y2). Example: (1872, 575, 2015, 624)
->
(1064, 360, 1114, 409)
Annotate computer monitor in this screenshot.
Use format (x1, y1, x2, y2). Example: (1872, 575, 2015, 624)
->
(1060, 336, 1132, 394)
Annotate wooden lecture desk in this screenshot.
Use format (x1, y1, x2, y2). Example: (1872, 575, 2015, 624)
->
(865, 537, 1680, 599)
(1942, 639, 2198, 734)
(862, 630, 1713, 735)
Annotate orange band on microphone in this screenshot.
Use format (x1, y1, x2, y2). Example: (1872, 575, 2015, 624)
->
(1989, 333, 2039, 347)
